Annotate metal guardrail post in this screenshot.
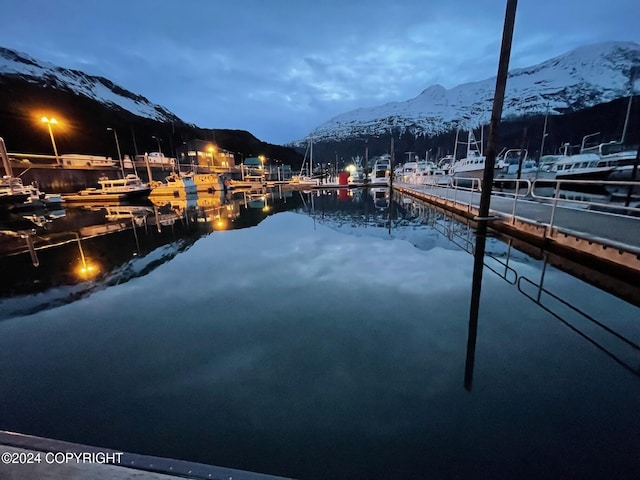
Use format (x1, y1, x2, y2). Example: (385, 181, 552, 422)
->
(547, 180, 562, 235)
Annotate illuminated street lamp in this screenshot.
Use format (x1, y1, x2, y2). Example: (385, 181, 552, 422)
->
(107, 127, 125, 178)
(41, 116, 60, 165)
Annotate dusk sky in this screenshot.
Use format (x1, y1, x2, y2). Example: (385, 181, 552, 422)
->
(1, 0, 638, 145)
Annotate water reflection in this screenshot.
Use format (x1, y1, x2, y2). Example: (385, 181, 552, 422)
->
(0, 187, 639, 479)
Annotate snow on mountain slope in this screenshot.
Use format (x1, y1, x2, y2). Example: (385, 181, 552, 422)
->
(0, 47, 180, 122)
(307, 41, 640, 142)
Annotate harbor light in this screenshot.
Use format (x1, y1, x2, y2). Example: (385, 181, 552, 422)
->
(41, 116, 60, 165)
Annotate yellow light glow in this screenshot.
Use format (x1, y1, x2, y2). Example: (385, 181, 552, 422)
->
(77, 262, 99, 279)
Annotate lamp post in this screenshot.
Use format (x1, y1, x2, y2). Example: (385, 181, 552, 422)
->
(41, 117, 60, 165)
(107, 127, 125, 178)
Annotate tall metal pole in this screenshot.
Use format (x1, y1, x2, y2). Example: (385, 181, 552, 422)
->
(42, 117, 60, 165)
(539, 109, 549, 157)
(108, 127, 124, 178)
(465, 0, 518, 392)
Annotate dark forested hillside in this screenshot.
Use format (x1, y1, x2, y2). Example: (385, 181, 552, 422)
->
(0, 77, 303, 167)
(303, 96, 640, 168)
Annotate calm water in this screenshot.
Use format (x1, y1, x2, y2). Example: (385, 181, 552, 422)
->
(0, 188, 639, 479)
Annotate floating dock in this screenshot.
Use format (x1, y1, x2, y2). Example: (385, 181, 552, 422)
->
(395, 182, 640, 278)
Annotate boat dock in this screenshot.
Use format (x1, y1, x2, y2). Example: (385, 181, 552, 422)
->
(0, 431, 293, 480)
(394, 180, 640, 279)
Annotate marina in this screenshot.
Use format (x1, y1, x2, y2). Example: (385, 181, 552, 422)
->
(1, 4, 640, 476)
(1, 183, 639, 479)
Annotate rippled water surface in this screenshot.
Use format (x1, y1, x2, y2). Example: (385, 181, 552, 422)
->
(0, 189, 638, 479)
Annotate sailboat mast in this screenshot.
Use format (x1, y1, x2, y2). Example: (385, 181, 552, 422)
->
(540, 112, 548, 157)
(310, 136, 313, 177)
(621, 94, 633, 144)
(453, 129, 460, 161)
(621, 68, 636, 144)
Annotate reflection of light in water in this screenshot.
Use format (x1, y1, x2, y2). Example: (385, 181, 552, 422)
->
(75, 232, 100, 279)
(214, 218, 227, 230)
(77, 262, 99, 279)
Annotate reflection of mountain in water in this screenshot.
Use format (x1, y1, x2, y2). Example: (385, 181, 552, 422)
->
(0, 189, 304, 314)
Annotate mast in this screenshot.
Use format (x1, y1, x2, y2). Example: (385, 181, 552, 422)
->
(621, 68, 636, 144)
(621, 94, 633, 144)
(540, 111, 549, 157)
(309, 136, 313, 177)
(452, 129, 460, 161)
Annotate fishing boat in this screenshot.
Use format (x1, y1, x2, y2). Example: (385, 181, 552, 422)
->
(370, 155, 391, 185)
(63, 174, 151, 202)
(181, 171, 224, 193)
(150, 173, 197, 197)
(449, 130, 486, 181)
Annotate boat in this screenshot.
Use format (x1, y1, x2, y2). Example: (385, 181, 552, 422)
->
(547, 139, 637, 183)
(347, 156, 366, 185)
(134, 152, 176, 170)
(370, 155, 391, 185)
(494, 149, 539, 183)
(181, 171, 224, 193)
(150, 173, 197, 197)
(404, 160, 451, 186)
(59, 154, 118, 168)
(0, 175, 31, 206)
(1, 137, 62, 209)
(291, 137, 320, 186)
(605, 160, 640, 198)
(63, 174, 151, 202)
(449, 130, 486, 182)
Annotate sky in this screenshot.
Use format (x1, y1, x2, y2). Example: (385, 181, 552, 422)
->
(1, 0, 639, 145)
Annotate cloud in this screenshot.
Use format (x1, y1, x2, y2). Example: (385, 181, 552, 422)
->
(1, 0, 639, 143)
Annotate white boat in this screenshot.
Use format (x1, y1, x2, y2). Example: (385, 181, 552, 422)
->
(370, 155, 391, 185)
(63, 174, 151, 202)
(494, 149, 539, 181)
(150, 173, 197, 197)
(1, 137, 62, 208)
(135, 152, 176, 169)
(59, 154, 118, 168)
(449, 130, 486, 181)
(547, 139, 636, 182)
(291, 136, 320, 186)
(416, 161, 451, 185)
(0, 175, 31, 205)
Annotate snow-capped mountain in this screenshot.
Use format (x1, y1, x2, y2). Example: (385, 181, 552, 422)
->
(307, 41, 640, 142)
(0, 46, 180, 123)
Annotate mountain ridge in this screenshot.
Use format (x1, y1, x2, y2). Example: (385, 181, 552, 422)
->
(304, 41, 640, 143)
(0, 46, 181, 124)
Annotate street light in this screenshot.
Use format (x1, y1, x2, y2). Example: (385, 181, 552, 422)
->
(107, 127, 125, 178)
(41, 116, 60, 165)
